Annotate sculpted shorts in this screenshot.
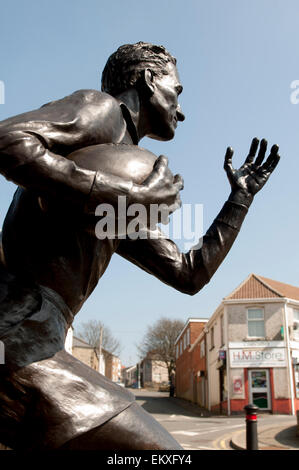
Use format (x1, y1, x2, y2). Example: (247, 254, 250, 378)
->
(0, 265, 134, 450)
(0, 350, 135, 450)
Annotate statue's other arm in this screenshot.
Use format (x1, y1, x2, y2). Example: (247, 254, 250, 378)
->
(117, 138, 280, 295)
(0, 90, 135, 211)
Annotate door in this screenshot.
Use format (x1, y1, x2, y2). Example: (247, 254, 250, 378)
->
(249, 369, 271, 410)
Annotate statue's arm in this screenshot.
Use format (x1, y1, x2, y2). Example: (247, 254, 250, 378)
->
(116, 138, 280, 294)
(116, 199, 249, 295)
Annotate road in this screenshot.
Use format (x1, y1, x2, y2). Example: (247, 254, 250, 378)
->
(132, 388, 296, 450)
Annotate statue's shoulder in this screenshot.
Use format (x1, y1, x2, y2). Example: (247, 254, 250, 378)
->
(63, 90, 126, 142)
(42, 89, 123, 120)
(69, 89, 122, 115)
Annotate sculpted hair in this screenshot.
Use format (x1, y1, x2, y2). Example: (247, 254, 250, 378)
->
(101, 42, 177, 96)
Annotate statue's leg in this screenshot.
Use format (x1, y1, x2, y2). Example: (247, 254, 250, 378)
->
(0, 350, 181, 451)
(59, 401, 182, 450)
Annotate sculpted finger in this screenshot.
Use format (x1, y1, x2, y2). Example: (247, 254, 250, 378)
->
(144, 155, 169, 186)
(268, 153, 280, 173)
(168, 199, 182, 216)
(173, 174, 184, 190)
(224, 147, 234, 172)
(261, 144, 279, 171)
(245, 137, 259, 164)
(270, 144, 279, 156)
(154, 155, 169, 173)
(254, 138, 267, 166)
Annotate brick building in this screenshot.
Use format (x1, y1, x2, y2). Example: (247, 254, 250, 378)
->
(206, 274, 299, 415)
(175, 318, 208, 404)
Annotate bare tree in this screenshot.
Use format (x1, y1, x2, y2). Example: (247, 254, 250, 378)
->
(138, 318, 184, 381)
(76, 319, 121, 355)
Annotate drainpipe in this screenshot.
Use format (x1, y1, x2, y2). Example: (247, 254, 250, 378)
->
(224, 306, 231, 416)
(204, 327, 210, 411)
(284, 303, 295, 415)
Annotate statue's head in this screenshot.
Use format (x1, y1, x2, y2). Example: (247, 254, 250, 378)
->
(102, 42, 185, 141)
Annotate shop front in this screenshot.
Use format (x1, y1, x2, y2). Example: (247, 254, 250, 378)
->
(228, 342, 291, 414)
(248, 369, 271, 410)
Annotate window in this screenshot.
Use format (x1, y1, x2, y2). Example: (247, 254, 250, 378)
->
(186, 329, 190, 346)
(247, 308, 265, 338)
(210, 327, 214, 349)
(220, 315, 224, 346)
(200, 340, 205, 358)
(176, 344, 179, 359)
(180, 340, 182, 355)
(293, 309, 299, 339)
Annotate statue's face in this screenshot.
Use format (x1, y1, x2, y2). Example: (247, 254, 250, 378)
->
(147, 62, 185, 141)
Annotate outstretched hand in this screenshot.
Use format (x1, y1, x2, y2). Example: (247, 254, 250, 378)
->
(224, 138, 280, 206)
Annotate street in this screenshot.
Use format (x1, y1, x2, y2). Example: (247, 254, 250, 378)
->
(132, 388, 297, 450)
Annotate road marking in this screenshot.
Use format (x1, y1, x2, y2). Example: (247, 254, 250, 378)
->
(172, 431, 199, 436)
(197, 446, 216, 450)
(220, 439, 228, 449)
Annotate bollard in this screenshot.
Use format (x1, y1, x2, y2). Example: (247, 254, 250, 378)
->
(244, 404, 259, 450)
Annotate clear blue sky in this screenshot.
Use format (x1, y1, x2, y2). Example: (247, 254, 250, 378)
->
(1, 0, 298, 366)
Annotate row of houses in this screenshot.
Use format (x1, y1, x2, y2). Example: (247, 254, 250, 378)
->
(65, 329, 122, 383)
(122, 352, 169, 389)
(175, 273, 299, 415)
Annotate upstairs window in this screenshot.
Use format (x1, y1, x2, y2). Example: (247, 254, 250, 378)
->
(293, 309, 299, 339)
(220, 315, 224, 346)
(247, 308, 265, 338)
(186, 328, 190, 346)
(210, 326, 215, 349)
(200, 340, 205, 358)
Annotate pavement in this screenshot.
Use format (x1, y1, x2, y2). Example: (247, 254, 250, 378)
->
(170, 395, 299, 451)
(230, 420, 299, 450)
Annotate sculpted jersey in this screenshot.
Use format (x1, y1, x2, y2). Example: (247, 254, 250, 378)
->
(0, 89, 248, 368)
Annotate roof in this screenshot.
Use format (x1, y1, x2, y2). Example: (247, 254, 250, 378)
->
(225, 274, 299, 301)
(73, 336, 93, 348)
(175, 317, 209, 344)
(72, 336, 121, 360)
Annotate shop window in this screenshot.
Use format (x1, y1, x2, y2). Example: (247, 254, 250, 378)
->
(247, 308, 265, 338)
(293, 309, 299, 340)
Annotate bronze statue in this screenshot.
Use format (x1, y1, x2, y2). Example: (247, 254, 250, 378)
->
(0, 42, 280, 450)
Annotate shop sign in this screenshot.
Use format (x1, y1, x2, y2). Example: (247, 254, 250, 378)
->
(219, 350, 226, 360)
(229, 348, 286, 368)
